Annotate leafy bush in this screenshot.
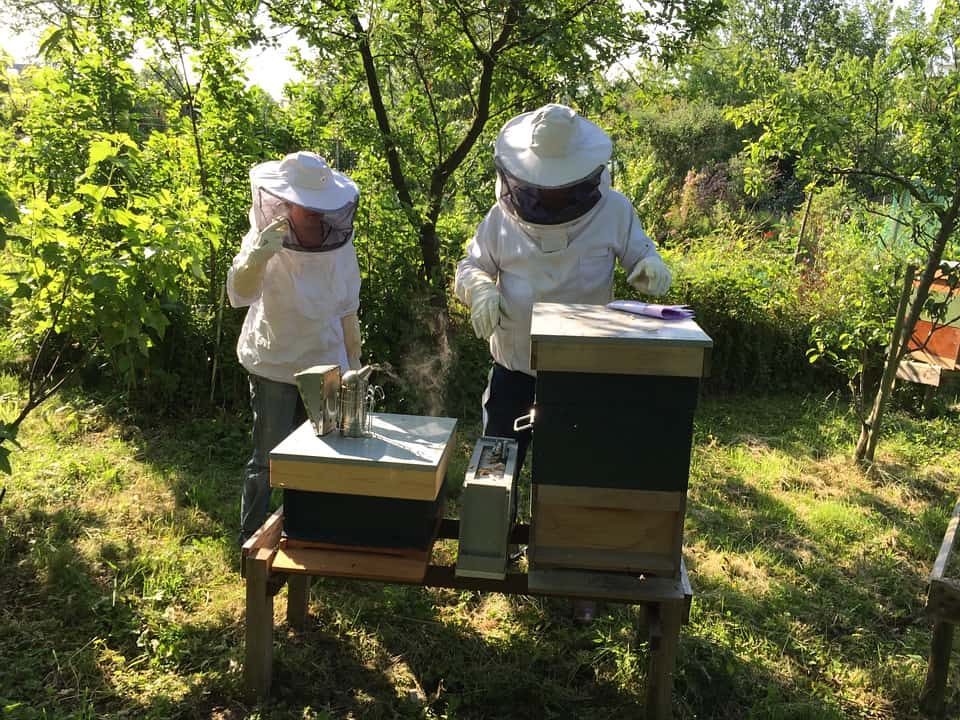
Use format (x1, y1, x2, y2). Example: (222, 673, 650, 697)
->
(638, 225, 843, 394)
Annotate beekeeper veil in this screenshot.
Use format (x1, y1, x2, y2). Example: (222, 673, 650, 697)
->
(494, 104, 612, 226)
(250, 151, 359, 252)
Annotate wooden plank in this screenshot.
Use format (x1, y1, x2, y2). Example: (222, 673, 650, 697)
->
(531, 545, 677, 574)
(646, 599, 683, 720)
(534, 485, 685, 512)
(897, 360, 943, 387)
(527, 568, 685, 602)
(241, 506, 283, 578)
(286, 575, 310, 631)
(244, 548, 275, 700)
(531, 340, 706, 377)
(929, 498, 960, 581)
(908, 320, 960, 369)
(927, 577, 960, 625)
(920, 620, 955, 717)
(271, 456, 443, 500)
(272, 546, 428, 583)
(280, 536, 432, 562)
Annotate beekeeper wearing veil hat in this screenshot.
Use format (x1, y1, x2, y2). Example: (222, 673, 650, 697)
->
(456, 103, 671, 474)
(228, 150, 363, 543)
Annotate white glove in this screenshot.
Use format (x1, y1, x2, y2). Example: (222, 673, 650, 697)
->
(627, 255, 672, 297)
(341, 312, 363, 370)
(229, 218, 288, 298)
(460, 273, 500, 340)
(250, 217, 288, 263)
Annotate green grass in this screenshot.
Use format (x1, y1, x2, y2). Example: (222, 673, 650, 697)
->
(1, 382, 959, 719)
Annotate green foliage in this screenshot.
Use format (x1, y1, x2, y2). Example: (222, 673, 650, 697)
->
(804, 202, 906, 400)
(659, 226, 839, 393)
(4, 131, 216, 390)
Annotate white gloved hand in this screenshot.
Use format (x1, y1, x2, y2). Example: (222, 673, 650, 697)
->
(627, 255, 672, 296)
(341, 312, 363, 370)
(229, 218, 288, 298)
(250, 217, 288, 263)
(460, 273, 500, 340)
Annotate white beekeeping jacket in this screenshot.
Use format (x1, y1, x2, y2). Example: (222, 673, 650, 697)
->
(455, 187, 662, 375)
(228, 209, 362, 384)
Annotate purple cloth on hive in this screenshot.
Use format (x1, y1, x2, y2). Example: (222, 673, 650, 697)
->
(606, 300, 695, 320)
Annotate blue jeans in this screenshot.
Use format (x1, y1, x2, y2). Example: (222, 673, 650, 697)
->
(240, 375, 306, 542)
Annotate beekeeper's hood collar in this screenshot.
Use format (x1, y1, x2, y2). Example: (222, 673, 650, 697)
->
(494, 104, 612, 187)
(250, 151, 358, 211)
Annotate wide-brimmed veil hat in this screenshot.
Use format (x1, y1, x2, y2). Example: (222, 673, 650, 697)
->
(494, 104, 612, 187)
(250, 151, 358, 210)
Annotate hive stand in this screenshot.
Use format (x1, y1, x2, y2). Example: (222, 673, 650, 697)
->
(241, 506, 693, 720)
(921, 498, 960, 717)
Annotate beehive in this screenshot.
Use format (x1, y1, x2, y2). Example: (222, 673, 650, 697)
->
(270, 413, 458, 550)
(908, 266, 960, 370)
(527, 302, 712, 578)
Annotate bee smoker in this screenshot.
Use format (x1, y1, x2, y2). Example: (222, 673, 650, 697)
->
(338, 365, 383, 437)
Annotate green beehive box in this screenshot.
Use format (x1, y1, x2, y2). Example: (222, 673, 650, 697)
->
(527, 302, 713, 577)
(270, 414, 458, 550)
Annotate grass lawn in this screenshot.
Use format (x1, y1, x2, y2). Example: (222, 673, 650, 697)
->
(1, 377, 959, 719)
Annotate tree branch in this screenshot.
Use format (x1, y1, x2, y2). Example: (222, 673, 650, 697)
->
(349, 12, 422, 232)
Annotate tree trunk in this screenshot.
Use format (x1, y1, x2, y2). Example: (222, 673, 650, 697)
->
(855, 265, 915, 464)
(794, 189, 814, 263)
(854, 188, 960, 464)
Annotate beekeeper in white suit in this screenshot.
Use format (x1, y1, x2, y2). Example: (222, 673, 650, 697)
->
(228, 150, 363, 543)
(456, 103, 671, 473)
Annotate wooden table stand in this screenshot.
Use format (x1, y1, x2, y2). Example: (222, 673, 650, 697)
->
(921, 499, 960, 717)
(241, 508, 693, 720)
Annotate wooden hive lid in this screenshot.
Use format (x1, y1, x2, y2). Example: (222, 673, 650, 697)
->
(270, 413, 458, 501)
(530, 302, 713, 377)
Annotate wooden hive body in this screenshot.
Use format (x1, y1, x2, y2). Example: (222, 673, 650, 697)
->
(527, 303, 713, 578)
(270, 413, 458, 551)
(908, 269, 960, 370)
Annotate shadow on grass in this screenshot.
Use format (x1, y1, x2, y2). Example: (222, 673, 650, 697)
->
(8, 388, 959, 719)
(255, 576, 854, 720)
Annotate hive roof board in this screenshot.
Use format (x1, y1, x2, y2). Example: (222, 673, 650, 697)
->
(269, 413, 458, 501)
(530, 302, 714, 377)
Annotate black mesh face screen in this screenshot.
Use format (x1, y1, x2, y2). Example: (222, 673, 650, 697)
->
(254, 189, 357, 252)
(496, 164, 604, 225)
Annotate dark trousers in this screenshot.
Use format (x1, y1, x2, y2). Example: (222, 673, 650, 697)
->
(482, 364, 536, 528)
(241, 375, 306, 543)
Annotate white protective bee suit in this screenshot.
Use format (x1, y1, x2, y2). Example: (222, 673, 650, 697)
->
(455, 104, 671, 377)
(228, 151, 363, 542)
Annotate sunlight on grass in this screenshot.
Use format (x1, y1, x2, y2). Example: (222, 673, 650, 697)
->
(1, 390, 959, 719)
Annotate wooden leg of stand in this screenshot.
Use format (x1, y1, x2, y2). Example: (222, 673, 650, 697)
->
(920, 619, 954, 718)
(922, 385, 937, 418)
(646, 599, 683, 720)
(244, 548, 275, 700)
(287, 574, 310, 631)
